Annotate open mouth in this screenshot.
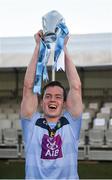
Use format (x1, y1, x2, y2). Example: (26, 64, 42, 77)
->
(48, 104, 57, 110)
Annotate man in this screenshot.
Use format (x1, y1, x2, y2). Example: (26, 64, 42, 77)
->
(21, 31, 82, 179)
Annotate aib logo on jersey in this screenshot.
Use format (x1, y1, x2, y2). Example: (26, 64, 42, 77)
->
(41, 134, 63, 159)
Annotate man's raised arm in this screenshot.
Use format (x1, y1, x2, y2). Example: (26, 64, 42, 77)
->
(64, 45, 83, 117)
(20, 32, 42, 119)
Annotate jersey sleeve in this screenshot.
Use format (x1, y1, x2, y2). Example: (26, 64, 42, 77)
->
(63, 111, 82, 141)
(20, 112, 41, 152)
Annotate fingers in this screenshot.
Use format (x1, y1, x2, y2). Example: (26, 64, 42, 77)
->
(38, 30, 44, 37)
(34, 30, 69, 45)
(34, 30, 43, 44)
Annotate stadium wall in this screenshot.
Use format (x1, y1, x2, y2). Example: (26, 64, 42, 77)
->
(0, 67, 112, 102)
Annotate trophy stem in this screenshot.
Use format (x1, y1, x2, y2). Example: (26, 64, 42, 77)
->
(52, 68, 55, 81)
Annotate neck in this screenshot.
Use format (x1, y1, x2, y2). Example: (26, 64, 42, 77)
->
(44, 116, 59, 123)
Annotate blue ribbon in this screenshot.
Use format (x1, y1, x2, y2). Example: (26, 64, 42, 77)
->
(33, 22, 69, 94)
(33, 40, 50, 94)
(54, 23, 69, 69)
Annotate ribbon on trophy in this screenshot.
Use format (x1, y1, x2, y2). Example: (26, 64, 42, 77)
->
(54, 22, 69, 71)
(33, 11, 69, 94)
(33, 39, 50, 94)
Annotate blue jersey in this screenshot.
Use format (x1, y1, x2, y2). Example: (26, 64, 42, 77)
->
(21, 111, 82, 179)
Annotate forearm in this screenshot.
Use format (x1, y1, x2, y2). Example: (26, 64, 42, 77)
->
(24, 44, 40, 89)
(21, 33, 41, 118)
(64, 46, 82, 116)
(64, 47, 81, 90)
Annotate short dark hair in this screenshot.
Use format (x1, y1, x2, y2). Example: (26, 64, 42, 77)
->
(42, 81, 67, 101)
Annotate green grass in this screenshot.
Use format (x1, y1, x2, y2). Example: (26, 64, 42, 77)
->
(0, 160, 25, 179)
(78, 161, 112, 179)
(0, 160, 112, 179)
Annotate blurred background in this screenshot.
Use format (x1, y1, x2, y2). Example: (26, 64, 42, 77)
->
(0, 0, 112, 179)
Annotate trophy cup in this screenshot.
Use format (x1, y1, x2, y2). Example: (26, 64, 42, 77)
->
(42, 10, 65, 43)
(42, 10, 68, 72)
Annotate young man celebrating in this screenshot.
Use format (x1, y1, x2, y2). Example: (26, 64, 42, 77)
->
(20, 31, 82, 179)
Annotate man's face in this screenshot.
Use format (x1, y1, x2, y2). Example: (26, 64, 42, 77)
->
(41, 86, 65, 120)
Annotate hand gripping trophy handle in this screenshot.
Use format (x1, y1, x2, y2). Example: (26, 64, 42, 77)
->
(33, 10, 68, 94)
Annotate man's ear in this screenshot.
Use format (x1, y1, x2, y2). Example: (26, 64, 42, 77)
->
(63, 101, 66, 109)
(38, 99, 43, 113)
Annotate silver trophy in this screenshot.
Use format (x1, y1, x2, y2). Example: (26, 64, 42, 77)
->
(42, 10, 65, 43)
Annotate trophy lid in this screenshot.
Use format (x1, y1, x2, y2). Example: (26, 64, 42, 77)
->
(42, 10, 65, 34)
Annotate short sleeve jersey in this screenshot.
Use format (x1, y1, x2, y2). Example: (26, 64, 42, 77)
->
(21, 111, 82, 180)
